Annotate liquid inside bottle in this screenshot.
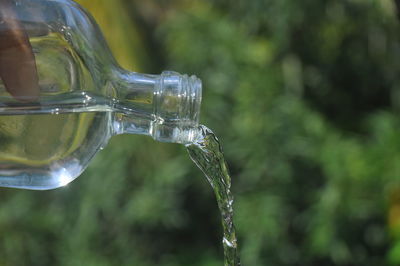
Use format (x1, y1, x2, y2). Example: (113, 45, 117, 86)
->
(0, 0, 202, 190)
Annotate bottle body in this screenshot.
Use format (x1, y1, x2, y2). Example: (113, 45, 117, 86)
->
(0, 0, 202, 189)
(0, 112, 110, 189)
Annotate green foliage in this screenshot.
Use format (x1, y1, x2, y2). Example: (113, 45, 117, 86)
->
(1, 0, 400, 265)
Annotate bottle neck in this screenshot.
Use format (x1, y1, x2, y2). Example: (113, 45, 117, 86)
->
(111, 69, 202, 144)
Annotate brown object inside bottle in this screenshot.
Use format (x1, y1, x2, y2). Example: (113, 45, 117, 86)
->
(0, 0, 39, 101)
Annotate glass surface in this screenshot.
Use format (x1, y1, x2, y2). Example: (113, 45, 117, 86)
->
(0, 0, 202, 189)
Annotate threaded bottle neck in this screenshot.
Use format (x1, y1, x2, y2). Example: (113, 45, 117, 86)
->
(152, 71, 202, 143)
(112, 70, 202, 144)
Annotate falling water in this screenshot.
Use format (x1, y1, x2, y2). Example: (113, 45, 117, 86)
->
(186, 125, 241, 266)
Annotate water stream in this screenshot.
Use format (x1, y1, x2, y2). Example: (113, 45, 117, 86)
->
(186, 125, 241, 266)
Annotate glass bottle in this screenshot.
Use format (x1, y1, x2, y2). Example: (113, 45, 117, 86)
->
(0, 0, 202, 190)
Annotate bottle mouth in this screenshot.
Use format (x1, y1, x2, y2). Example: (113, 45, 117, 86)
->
(152, 71, 202, 144)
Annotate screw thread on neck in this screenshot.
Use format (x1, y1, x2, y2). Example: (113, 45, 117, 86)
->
(151, 71, 202, 144)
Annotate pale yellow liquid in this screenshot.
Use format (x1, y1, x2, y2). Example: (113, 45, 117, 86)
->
(0, 30, 115, 189)
(0, 112, 97, 167)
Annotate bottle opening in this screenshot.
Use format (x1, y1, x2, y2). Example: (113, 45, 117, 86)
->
(152, 71, 202, 144)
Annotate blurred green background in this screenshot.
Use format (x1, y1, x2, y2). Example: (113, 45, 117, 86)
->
(2, 0, 400, 265)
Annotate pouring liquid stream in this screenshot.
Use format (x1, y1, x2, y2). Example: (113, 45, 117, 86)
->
(186, 125, 241, 266)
